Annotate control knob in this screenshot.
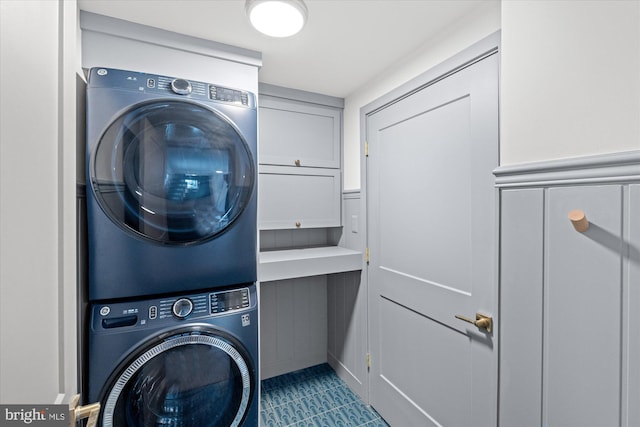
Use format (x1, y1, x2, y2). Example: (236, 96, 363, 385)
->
(172, 298, 193, 319)
(170, 78, 192, 95)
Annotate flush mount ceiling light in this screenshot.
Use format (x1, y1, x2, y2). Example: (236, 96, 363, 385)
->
(246, 0, 308, 38)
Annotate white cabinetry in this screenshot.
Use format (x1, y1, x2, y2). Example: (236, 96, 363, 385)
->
(258, 96, 341, 168)
(259, 166, 340, 230)
(258, 85, 343, 230)
(257, 86, 365, 380)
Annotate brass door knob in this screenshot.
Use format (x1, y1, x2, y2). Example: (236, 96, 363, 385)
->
(455, 313, 493, 333)
(69, 395, 101, 427)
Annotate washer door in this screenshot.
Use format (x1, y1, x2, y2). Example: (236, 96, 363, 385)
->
(102, 331, 253, 427)
(91, 100, 255, 245)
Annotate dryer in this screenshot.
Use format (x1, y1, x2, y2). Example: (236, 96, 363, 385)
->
(87, 284, 258, 427)
(85, 67, 257, 301)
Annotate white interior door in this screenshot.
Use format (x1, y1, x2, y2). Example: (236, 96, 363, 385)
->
(366, 46, 499, 426)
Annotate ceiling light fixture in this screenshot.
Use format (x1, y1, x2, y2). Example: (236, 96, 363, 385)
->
(246, 0, 308, 38)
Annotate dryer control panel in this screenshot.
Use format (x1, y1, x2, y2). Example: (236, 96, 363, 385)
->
(88, 67, 256, 108)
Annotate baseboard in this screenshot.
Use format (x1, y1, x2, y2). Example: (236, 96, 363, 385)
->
(327, 352, 367, 403)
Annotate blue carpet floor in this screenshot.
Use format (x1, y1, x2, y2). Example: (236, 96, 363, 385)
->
(260, 364, 390, 427)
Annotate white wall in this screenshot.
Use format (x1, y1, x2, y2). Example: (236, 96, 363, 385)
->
(81, 11, 261, 95)
(0, 0, 78, 404)
(343, 1, 501, 190)
(501, 0, 640, 166)
(344, 0, 640, 189)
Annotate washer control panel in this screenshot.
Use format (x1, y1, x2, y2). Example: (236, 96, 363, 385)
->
(158, 294, 208, 320)
(93, 286, 255, 330)
(210, 288, 250, 314)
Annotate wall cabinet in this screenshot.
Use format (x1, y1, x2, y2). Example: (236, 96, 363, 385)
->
(258, 166, 340, 229)
(258, 96, 341, 168)
(258, 86, 343, 230)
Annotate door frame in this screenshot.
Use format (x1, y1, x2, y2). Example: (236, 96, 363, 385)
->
(359, 30, 501, 420)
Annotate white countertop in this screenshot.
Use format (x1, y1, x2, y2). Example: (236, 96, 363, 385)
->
(259, 246, 363, 282)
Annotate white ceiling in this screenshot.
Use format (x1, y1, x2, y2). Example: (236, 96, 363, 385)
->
(78, 0, 490, 98)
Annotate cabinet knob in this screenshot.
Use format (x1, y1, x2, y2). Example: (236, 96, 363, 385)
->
(295, 221, 301, 228)
(294, 159, 301, 166)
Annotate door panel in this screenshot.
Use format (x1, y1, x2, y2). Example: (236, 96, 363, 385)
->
(367, 50, 499, 426)
(377, 297, 472, 427)
(377, 96, 473, 293)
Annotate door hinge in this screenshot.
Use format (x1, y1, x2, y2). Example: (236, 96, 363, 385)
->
(367, 353, 371, 370)
(365, 141, 369, 157)
(365, 247, 370, 264)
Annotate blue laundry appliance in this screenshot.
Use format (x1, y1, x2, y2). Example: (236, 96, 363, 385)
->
(86, 67, 257, 301)
(87, 283, 259, 427)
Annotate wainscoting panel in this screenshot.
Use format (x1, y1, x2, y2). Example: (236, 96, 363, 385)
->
(499, 188, 544, 427)
(496, 151, 640, 427)
(628, 184, 640, 427)
(327, 191, 368, 401)
(260, 275, 328, 379)
(545, 185, 623, 426)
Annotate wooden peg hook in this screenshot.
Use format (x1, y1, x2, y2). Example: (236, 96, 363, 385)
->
(568, 209, 589, 232)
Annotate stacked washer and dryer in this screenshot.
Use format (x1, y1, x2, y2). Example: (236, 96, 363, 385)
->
(84, 67, 259, 427)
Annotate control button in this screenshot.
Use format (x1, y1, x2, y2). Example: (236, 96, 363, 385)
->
(99, 306, 110, 316)
(147, 78, 156, 89)
(172, 298, 193, 319)
(170, 78, 192, 95)
(149, 306, 157, 320)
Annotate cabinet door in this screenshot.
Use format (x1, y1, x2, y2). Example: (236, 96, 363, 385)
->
(258, 166, 340, 229)
(258, 96, 341, 168)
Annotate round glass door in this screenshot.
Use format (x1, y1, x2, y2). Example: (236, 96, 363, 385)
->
(102, 332, 252, 427)
(91, 100, 255, 245)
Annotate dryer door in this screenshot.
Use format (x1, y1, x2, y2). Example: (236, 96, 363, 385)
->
(101, 331, 253, 427)
(91, 100, 255, 245)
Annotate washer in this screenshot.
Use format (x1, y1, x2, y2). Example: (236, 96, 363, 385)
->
(87, 284, 258, 427)
(86, 67, 257, 301)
